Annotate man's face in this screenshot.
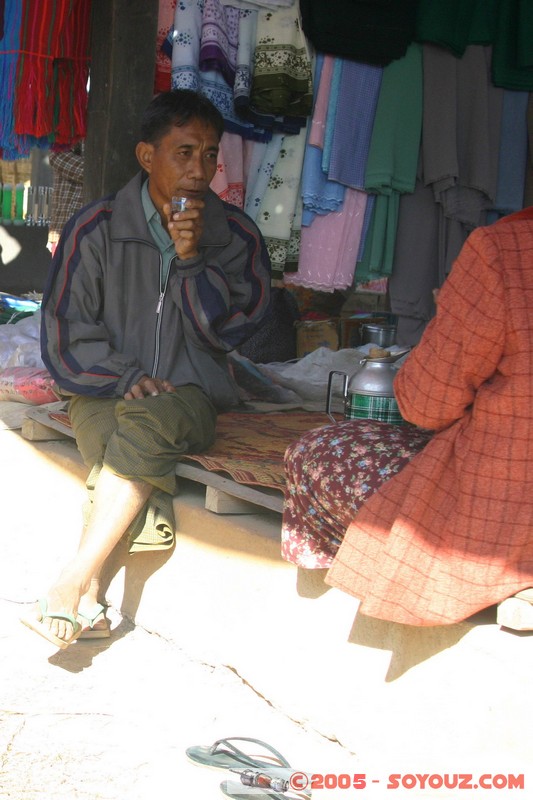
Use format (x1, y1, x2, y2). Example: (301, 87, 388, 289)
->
(136, 117, 220, 215)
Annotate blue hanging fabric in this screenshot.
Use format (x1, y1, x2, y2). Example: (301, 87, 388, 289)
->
(0, 0, 23, 159)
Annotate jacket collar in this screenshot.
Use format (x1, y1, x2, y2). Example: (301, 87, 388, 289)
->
(111, 171, 232, 247)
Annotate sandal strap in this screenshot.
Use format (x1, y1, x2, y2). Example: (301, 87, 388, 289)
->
(38, 598, 80, 629)
(210, 738, 291, 769)
(77, 603, 107, 628)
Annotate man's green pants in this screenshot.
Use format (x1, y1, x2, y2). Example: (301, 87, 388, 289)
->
(68, 385, 217, 552)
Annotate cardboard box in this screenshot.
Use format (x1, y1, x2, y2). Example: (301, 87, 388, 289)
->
(295, 319, 339, 357)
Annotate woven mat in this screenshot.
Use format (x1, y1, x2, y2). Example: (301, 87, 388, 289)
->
(48, 406, 333, 491)
(183, 411, 332, 490)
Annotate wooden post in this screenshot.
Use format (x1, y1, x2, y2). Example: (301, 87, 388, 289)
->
(84, 0, 159, 201)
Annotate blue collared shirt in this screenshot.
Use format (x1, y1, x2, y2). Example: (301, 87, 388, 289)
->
(141, 179, 175, 285)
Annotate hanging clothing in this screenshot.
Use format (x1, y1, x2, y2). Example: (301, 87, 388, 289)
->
(523, 95, 533, 208)
(320, 57, 342, 174)
(299, 0, 419, 67)
(301, 142, 345, 225)
(327, 59, 383, 190)
(415, 0, 497, 57)
(234, 7, 257, 110)
(250, 5, 312, 121)
(390, 44, 504, 347)
(488, 1, 533, 90)
(210, 131, 245, 208)
(285, 47, 387, 290)
(423, 44, 502, 230)
(0, 0, 23, 159)
(244, 133, 283, 220)
(356, 42, 423, 281)
(486, 90, 529, 222)
(388, 174, 441, 347)
(285, 187, 367, 292)
(219, 0, 295, 8)
(14, 0, 92, 150)
(199, 0, 239, 88)
(283, 191, 301, 273)
(170, 0, 201, 91)
(308, 53, 330, 148)
(416, 0, 533, 91)
(327, 209, 533, 626)
(420, 43, 503, 289)
(300, 54, 345, 225)
(154, 0, 176, 93)
(47, 141, 85, 253)
(255, 125, 307, 277)
(171, 0, 268, 141)
(0, 156, 31, 185)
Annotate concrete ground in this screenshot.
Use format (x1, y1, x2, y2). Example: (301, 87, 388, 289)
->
(1, 420, 533, 799)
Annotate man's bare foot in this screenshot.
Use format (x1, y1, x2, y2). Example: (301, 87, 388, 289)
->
(42, 569, 86, 635)
(77, 602, 111, 638)
(20, 567, 88, 648)
(20, 598, 82, 650)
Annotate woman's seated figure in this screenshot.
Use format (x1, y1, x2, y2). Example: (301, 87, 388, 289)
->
(282, 208, 533, 629)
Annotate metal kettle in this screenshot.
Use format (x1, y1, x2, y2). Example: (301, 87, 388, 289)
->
(326, 349, 410, 424)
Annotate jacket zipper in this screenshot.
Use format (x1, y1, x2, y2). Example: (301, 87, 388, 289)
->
(151, 254, 173, 378)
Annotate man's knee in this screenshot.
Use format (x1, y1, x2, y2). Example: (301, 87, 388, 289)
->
(115, 387, 216, 451)
(69, 396, 119, 467)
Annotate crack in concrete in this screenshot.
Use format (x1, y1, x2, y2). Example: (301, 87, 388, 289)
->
(0, 715, 26, 770)
(221, 663, 357, 756)
(129, 621, 358, 757)
(0, 710, 114, 719)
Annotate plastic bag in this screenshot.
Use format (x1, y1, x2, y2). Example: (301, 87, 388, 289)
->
(0, 292, 40, 325)
(0, 367, 58, 404)
(0, 310, 44, 369)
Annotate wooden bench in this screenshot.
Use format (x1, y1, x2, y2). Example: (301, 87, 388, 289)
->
(21, 404, 331, 516)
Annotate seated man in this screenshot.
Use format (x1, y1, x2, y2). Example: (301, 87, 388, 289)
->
(284, 207, 533, 629)
(22, 89, 271, 649)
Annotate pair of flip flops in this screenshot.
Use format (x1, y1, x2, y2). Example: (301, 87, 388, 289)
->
(20, 599, 110, 650)
(186, 737, 310, 799)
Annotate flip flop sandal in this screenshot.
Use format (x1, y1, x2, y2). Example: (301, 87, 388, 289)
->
(220, 778, 287, 800)
(220, 776, 310, 800)
(224, 767, 312, 799)
(20, 598, 83, 650)
(77, 603, 111, 639)
(186, 737, 292, 772)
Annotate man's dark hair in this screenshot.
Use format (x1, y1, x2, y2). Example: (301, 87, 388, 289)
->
(140, 89, 224, 144)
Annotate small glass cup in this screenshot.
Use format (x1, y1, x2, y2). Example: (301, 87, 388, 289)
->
(171, 196, 187, 214)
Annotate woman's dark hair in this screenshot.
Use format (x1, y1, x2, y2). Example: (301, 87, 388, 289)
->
(140, 89, 224, 144)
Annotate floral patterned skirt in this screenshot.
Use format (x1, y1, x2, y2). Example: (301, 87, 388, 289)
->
(281, 419, 433, 569)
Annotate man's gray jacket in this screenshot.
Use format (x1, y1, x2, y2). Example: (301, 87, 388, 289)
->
(41, 172, 272, 410)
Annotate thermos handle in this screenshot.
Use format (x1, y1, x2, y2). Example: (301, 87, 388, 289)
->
(326, 370, 348, 423)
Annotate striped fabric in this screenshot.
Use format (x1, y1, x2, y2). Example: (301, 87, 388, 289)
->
(346, 394, 404, 426)
(0, 0, 23, 158)
(326, 207, 533, 625)
(14, 0, 91, 147)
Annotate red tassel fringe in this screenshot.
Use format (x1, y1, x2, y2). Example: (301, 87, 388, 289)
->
(14, 0, 91, 146)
